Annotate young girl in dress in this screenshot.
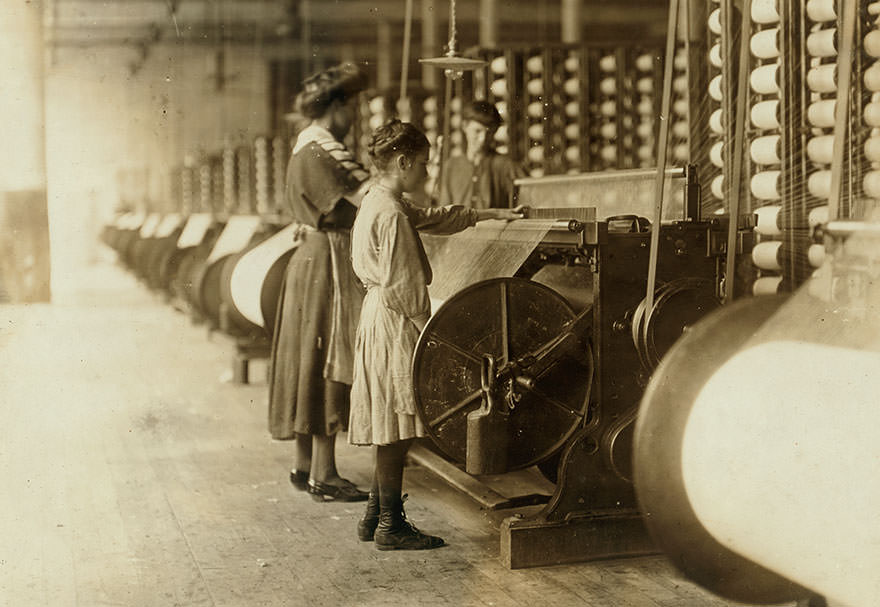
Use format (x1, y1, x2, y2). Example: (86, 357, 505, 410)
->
(349, 120, 524, 550)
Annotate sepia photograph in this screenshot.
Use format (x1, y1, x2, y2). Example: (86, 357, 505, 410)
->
(1, 0, 877, 605)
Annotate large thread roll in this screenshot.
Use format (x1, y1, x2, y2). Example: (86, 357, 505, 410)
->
(865, 137, 880, 162)
(527, 146, 545, 163)
(710, 141, 725, 168)
(708, 8, 722, 34)
(527, 101, 544, 119)
(863, 170, 880, 198)
(808, 170, 832, 199)
(750, 64, 780, 95)
(750, 29, 780, 59)
(528, 123, 544, 140)
(490, 55, 507, 74)
(672, 121, 689, 139)
(807, 100, 836, 127)
(709, 75, 723, 101)
(711, 174, 725, 199)
(564, 123, 580, 140)
(526, 55, 544, 73)
(600, 122, 617, 139)
(808, 244, 825, 268)
(751, 240, 783, 271)
(806, 64, 837, 93)
(636, 53, 654, 72)
(808, 205, 828, 228)
(750, 135, 781, 165)
(751, 0, 780, 24)
(527, 78, 544, 96)
(864, 101, 880, 126)
(751, 100, 780, 129)
(805, 0, 836, 22)
(752, 275, 783, 295)
(599, 54, 616, 72)
(865, 62, 880, 92)
(710, 44, 723, 68)
(755, 205, 782, 236)
(600, 145, 617, 162)
(490, 78, 508, 98)
(637, 77, 654, 94)
(807, 135, 835, 164)
(866, 30, 880, 58)
(563, 78, 579, 96)
(673, 99, 689, 116)
(600, 77, 617, 96)
(710, 109, 725, 134)
(565, 101, 579, 118)
(806, 29, 837, 57)
(637, 121, 654, 139)
(751, 171, 782, 200)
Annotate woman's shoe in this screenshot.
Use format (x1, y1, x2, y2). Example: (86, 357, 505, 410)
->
(289, 470, 309, 491)
(307, 478, 369, 502)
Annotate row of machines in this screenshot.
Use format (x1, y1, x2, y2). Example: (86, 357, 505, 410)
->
(102, 134, 295, 382)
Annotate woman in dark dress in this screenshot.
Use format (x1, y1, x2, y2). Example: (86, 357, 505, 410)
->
(268, 64, 370, 502)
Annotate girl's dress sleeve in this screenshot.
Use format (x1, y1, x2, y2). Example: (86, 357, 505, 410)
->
(406, 203, 478, 235)
(377, 212, 433, 328)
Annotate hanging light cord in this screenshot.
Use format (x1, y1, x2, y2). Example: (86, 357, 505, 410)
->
(448, 0, 458, 56)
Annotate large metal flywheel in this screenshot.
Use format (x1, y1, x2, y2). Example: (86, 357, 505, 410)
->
(412, 278, 593, 471)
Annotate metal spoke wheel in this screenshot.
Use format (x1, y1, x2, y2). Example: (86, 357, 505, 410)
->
(412, 278, 593, 472)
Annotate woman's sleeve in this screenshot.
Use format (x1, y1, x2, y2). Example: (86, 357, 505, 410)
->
(294, 142, 370, 214)
(409, 204, 478, 235)
(378, 213, 432, 327)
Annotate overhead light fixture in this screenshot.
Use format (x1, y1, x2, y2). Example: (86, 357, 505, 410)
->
(418, 0, 486, 80)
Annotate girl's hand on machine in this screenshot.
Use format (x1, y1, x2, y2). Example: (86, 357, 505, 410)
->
(473, 206, 528, 222)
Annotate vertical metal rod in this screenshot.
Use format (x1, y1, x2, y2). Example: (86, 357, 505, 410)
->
(400, 0, 414, 102)
(723, 0, 752, 303)
(421, 0, 438, 90)
(300, 0, 311, 77)
(645, 0, 680, 312)
(827, 0, 857, 220)
(479, 0, 499, 47)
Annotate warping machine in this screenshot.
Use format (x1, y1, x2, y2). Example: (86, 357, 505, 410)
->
(406, 165, 754, 569)
(624, 0, 880, 605)
(103, 132, 298, 382)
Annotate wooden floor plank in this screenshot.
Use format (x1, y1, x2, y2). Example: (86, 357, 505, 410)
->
(0, 262, 785, 606)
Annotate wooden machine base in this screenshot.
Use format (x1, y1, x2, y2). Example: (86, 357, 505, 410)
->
(500, 508, 656, 569)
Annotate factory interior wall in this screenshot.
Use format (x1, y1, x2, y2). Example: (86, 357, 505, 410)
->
(44, 41, 271, 299)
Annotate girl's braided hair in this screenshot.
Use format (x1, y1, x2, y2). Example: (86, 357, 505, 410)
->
(367, 119, 430, 170)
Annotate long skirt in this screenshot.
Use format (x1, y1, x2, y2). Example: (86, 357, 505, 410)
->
(268, 231, 349, 439)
